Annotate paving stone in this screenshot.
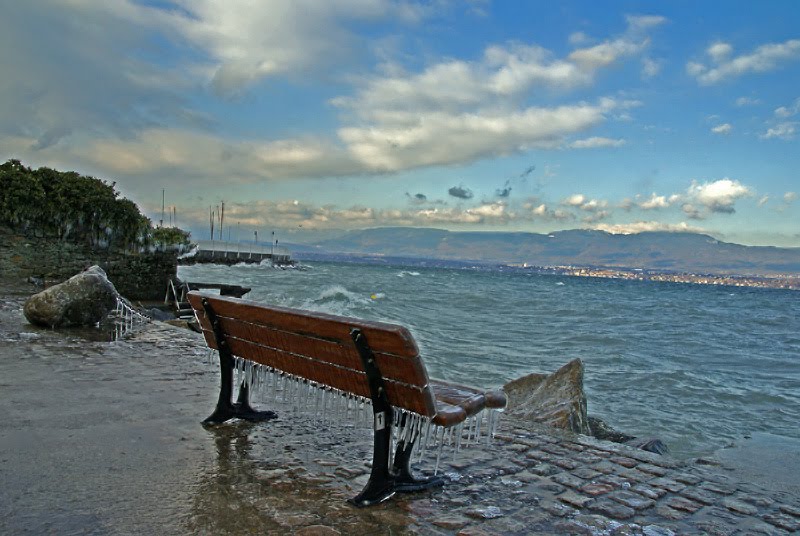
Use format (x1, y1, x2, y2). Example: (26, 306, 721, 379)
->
(693, 520, 738, 536)
(563, 442, 586, 453)
(581, 481, 617, 497)
(592, 460, 618, 474)
(607, 490, 656, 511)
(456, 527, 497, 536)
(557, 514, 626, 535)
(572, 467, 602, 480)
(598, 474, 632, 490)
(557, 490, 592, 509)
(672, 473, 702, 485)
(540, 444, 570, 456)
(617, 468, 651, 483)
(778, 503, 800, 517)
(529, 463, 559, 476)
(506, 443, 529, 453)
(637, 463, 668, 477)
(649, 477, 686, 493)
(431, 514, 471, 530)
(762, 512, 800, 532)
(551, 472, 586, 489)
(640, 525, 677, 536)
(665, 496, 704, 514)
(743, 495, 775, 508)
(680, 486, 720, 506)
(610, 456, 638, 468)
(722, 497, 758, 515)
(465, 506, 504, 520)
(654, 505, 689, 521)
(631, 484, 667, 500)
(525, 450, 554, 463)
(552, 457, 579, 470)
(700, 482, 737, 496)
(540, 500, 577, 518)
(578, 454, 603, 464)
(587, 498, 636, 520)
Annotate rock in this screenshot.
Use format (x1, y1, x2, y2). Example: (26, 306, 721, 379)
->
(626, 437, 669, 455)
(589, 416, 635, 443)
(23, 265, 118, 328)
(590, 416, 668, 454)
(503, 358, 591, 435)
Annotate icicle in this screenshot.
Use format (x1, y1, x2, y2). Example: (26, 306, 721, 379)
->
(433, 427, 444, 475)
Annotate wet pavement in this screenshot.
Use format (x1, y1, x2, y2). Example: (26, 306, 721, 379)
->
(1, 290, 799, 535)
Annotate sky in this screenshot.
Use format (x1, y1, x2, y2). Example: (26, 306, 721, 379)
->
(1, 0, 799, 247)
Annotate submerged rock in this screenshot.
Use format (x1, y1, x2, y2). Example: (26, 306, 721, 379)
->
(23, 265, 118, 328)
(503, 358, 591, 435)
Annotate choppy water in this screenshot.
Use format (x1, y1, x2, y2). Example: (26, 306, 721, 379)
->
(179, 260, 800, 459)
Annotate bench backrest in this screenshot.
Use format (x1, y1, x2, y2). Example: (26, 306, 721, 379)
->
(188, 291, 437, 417)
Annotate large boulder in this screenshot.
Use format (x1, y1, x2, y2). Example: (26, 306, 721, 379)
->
(503, 358, 591, 435)
(23, 266, 119, 328)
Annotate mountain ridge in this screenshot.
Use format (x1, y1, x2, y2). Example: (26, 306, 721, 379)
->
(308, 227, 800, 275)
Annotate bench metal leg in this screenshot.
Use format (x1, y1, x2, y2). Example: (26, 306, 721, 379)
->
(201, 298, 277, 425)
(392, 419, 445, 493)
(349, 410, 396, 507)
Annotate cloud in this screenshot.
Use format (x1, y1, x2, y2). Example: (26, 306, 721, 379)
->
(569, 136, 626, 149)
(406, 192, 428, 204)
(774, 97, 800, 118)
(735, 96, 761, 107)
(333, 16, 657, 171)
(687, 178, 752, 214)
(638, 193, 673, 210)
(760, 122, 797, 140)
(711, 123, 733, 135)
(641, 57, 661, 78)
(687, 38, 800, 85)
(594, 221, 704, 234)
(757, 195, 770, 207)
(522, 200, 574, 221)
(520, 164, 536, 178)
(495, 180, 512, 198)
(562, 194, 608, 212)
(162, 0, 430, 96)
(785, 191, 798, 204)
(448, 185, 474, 199)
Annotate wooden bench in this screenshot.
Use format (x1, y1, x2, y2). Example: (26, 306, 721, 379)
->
(187, 291, 507, 507)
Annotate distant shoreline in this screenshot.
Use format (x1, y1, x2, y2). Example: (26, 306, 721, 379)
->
(292, 251, 800, 291)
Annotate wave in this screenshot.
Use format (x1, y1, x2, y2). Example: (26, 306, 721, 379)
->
(397, 270, 421, 277)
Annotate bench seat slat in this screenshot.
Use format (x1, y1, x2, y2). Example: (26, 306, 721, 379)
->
(194, 314, 430, 388)
(198, 329, 437, 417)
(188, 293, 419, 357)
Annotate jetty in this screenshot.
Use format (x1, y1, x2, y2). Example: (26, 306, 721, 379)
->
(179, 240, 293, 266)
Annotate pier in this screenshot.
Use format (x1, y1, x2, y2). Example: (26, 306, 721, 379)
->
(179, 240, 293, 266)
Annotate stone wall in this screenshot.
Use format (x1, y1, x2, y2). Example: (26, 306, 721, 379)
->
(0, 227, 177, 301)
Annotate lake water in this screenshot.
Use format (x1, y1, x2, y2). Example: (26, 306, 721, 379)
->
(178, 260, 800, 460)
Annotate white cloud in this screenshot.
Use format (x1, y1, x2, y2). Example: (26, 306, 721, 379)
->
(687, 178, 752, 214)
(624, 15, 668, 33)
(785, 191, 798, 204)
(735, 96, 761, 107)
(594, 221, 704, 234)
(757, 195, 770, 207)
(569, 136, 626, 149)
(687, 38, 800, 85)
(711, 123, 733, 135)
(760, 122, 797, 140)
(638, 193, 672, 210)
(562, 194, 608, 212)
(774, 97, 800, 118)
(641, 57, 661, 78)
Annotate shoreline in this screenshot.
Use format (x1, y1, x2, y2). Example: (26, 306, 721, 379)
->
(2, 285, 799, 534)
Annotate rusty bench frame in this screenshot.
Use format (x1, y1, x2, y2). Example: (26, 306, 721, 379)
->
(188, 291, 506, 507)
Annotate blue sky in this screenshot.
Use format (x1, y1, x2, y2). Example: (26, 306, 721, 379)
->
(1, 0, 798, 246)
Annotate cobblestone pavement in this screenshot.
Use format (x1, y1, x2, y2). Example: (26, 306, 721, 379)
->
(2, 296, 798, 535)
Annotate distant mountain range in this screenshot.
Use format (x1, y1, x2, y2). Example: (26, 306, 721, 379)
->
(303, 227, 800, 275)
